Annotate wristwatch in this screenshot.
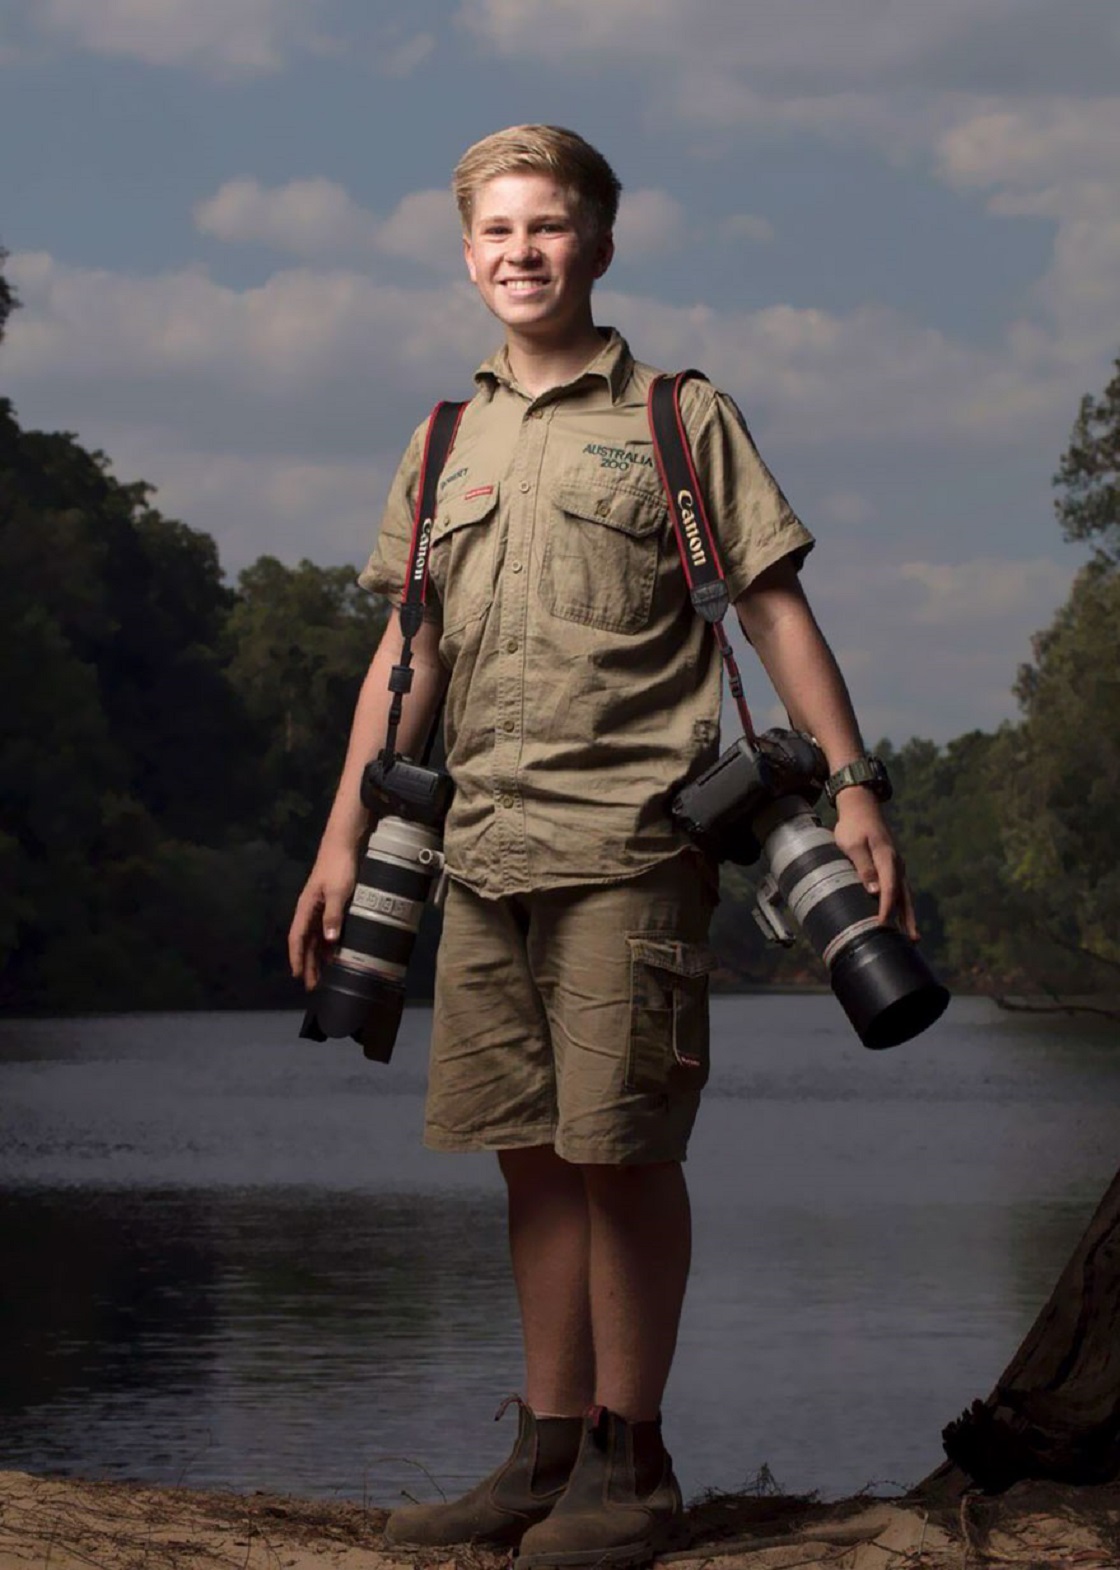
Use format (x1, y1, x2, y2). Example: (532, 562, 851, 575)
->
(824, 754, 892, 806)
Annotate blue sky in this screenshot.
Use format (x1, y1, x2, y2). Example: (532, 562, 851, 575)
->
(3, 0, 1119, 744)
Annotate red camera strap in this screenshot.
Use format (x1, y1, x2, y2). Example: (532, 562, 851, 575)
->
(648, 371, 756, 742)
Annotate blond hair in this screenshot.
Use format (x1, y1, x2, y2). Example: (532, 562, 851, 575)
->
(453, 124, 622, 236)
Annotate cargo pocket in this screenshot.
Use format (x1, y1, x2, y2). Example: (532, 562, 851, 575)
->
(624, 937, 715, 1095)
(541, 482, 664, 634)
(429, 482, 500, 632)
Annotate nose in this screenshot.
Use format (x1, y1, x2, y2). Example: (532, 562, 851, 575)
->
(508, 229, 542, 266)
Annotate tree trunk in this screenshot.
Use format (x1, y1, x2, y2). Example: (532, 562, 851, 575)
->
(917, 1165, 1120, 1497)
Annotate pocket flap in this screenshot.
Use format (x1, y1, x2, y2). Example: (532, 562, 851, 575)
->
(432, 482, 499, 543)
(556, 483, 664, 539)
(627, 937, 716, 979)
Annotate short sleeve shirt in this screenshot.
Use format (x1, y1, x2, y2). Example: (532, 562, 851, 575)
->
(359, 329, 814, 899)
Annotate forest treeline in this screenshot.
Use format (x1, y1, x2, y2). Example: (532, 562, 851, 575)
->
(2, 254, 1118, 1013)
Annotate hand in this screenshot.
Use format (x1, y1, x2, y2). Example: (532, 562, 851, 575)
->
(832, 789, 919, 941)
(288, 842, 360, 991)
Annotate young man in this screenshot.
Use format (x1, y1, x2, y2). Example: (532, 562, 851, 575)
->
(289, 125, 914, 1567)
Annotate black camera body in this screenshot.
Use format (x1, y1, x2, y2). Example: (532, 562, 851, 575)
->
(671, 730, 827, 865)
(671, 728, 949, 1049)
(300, 752, 453, 1063)
(361, 752, 454, 828)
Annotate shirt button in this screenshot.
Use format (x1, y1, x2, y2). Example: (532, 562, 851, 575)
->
(519, 481, 531, 493)
(595, 498, 610, 516)
(510, 561, 524, 573)
(501, 793, 515, 808)
(502, 717, 516, 731)
(505, 638, 519, 653)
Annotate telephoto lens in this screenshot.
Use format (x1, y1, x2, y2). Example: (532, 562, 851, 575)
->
(753, 796, 949, 1049)
(299, 814, 445, 1062)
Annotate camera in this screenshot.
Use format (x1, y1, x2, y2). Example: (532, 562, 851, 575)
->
(299, 753, 453, 1063)
(671, 729, 949, 1049)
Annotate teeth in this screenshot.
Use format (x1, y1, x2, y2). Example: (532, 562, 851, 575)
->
(504, 279, 544, 290)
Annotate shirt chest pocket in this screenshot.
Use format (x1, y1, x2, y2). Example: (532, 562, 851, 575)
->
(429, 483, 500, 633)
(541, 483, 665, 635)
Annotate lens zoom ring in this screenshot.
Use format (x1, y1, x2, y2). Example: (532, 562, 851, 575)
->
(338, 918, 417, 967)
(358, 856, 437, 902)
(801, 885, 876, 957)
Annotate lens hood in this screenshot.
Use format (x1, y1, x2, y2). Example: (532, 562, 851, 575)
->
(829, 927, 950, 1050)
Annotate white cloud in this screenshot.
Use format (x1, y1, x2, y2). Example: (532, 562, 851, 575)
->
(374, 29, 434, 78)
(897, 558, 1071, 627)
(4, 251, 491, 401)
(934, 98, 1120, 361)
(194, 178, 382, 257)
(820, 492, 874, 526)
(100, 435, 393, 570)
(614, 189, 685, 254)
(193, 179, 462, 270)
(31, 0, 331, 75)
(456, 0, 1022, 82)
(937, 100, 1120, 193)
(376, 189, 462, 269)
(721, 213, 776, 245)
(4, 246, 1089, 471)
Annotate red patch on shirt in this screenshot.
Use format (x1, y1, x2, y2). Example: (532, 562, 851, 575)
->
(463, 485, 494, 500)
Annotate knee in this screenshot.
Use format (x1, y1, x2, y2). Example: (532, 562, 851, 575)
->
(579, 1159, 683, 1203)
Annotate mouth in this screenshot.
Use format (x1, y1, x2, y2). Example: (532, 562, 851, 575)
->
(500, 277, 549, 292)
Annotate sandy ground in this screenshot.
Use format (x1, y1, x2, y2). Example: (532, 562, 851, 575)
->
(2, 1469, 1119, 1570)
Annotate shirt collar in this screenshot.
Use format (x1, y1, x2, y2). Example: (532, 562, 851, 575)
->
(474, 327, 634, 404)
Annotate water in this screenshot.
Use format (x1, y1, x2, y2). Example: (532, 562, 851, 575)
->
(0, 996, 1117, 1507)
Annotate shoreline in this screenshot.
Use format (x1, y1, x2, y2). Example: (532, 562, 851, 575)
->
(2, 1468, 1118, 1569)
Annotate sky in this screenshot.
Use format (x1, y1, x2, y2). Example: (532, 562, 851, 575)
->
(3, 0, 1119, 746)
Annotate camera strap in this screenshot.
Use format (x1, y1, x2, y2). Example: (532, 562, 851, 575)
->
(648, 370, 756, 742)
(382, 399, 467, 763)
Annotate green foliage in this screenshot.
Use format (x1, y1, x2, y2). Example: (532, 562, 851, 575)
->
(225, 557, 388, 858)
(1054, 355, 1120, 562)
(0, 245, 17, 344)
(0, 395, 367, 1012)
(999, 559, 1120, 984)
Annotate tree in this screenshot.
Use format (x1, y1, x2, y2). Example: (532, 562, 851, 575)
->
(998, 559, 1120, 988)
(0, 245, 17, 345)
(919, 1165, 1120, 1496)
(225, 557, 389, 859)
(1054, 354, 1120, 563)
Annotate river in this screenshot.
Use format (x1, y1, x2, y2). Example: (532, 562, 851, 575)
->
(0, 995, 1116, 1507)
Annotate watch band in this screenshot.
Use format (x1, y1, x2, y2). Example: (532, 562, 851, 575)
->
(824, 754, 892, 805)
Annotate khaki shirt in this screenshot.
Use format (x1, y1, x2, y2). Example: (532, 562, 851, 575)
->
(359, 329, 814, 898)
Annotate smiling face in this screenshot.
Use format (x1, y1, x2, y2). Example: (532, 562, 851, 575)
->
(463, 172, 614, 348)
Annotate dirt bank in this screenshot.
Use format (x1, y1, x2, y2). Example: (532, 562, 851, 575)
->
(2, 1468, 1119, 1569)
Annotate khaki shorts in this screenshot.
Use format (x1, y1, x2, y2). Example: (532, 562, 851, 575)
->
(425, 854, 718, 1164)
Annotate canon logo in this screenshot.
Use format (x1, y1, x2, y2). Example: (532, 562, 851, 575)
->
(412, 517, 433, 580)
(677, 490, 706, 566)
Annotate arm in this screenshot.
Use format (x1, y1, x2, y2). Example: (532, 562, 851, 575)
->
(287, 612, 448, 989)
(734, 557, 918, 939)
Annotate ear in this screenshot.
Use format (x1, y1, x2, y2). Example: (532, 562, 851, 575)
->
(463, 233, 478, 284)
(592, 231, 614, 280)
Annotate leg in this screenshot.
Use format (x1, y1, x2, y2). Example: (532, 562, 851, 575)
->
(582, 1159, 691, 1421)
(499, 1143, 595, 1416)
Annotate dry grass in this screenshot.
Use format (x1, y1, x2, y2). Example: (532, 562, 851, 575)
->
(2, 1470, 1119, 1570)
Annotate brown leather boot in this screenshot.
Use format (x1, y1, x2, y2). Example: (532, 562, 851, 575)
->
(382, 1397, 583, 1550)
(516, 1406, 682, 1568)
